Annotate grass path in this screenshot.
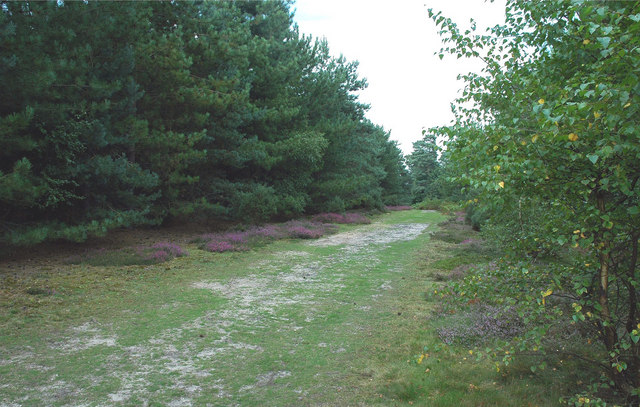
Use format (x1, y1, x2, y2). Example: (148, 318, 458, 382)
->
(1, 210, 570, 406)
(0, 211, 444, 406)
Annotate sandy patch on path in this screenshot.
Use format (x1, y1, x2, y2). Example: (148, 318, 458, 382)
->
(192, 221, 430, 327)
(49, 322, 118, 353)
(310, 223, 429, 248)
(6, 220, 431, 406)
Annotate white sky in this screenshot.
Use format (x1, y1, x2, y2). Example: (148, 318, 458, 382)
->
(292, 0, 507, 155)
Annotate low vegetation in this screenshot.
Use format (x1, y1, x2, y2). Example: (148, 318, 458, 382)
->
(0, 209, 609, 406)
(67, 242, 189, 267)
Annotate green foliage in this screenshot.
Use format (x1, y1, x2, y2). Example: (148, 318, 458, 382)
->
(0, 1, 409, 245)
(232, 183, 279, 223)
(407, 132, 440, 202)
(428, 0, 640, 403)
(414, 198, 463, 215)
(407, 130, 466, 203)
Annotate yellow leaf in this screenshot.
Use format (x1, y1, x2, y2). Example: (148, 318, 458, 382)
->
(624, 102, 631, 108)
(538, 98, 545, 105)
(573, 229, 580, 234)
(469, 350, 473, 355)
(494, 165, 500, 172)
(531, 134, 539, 143)
(520, 140, 527, 146)
(594, 111, 601, 119)
(583, 39, 590, 45)
(498, 181, 505, 189)
(568, 133, 579, 141)
(493, 145, 499, 151)
(542, 289, 553, 297)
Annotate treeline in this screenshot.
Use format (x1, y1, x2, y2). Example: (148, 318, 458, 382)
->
(0, 1, 410, 246)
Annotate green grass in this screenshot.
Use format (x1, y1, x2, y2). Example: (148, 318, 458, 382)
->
(0, 210, 586, 406)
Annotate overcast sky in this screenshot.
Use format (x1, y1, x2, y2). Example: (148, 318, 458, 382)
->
(292, 0, 507, 155)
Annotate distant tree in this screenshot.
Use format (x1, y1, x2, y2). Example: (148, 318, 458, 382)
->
(406, 132, 441, 202)
(380, 140, 412, 205)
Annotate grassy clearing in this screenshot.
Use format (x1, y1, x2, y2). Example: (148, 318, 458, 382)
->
(0, 210, 582, 406)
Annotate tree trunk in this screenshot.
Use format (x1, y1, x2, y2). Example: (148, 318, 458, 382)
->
(595, 195, 627, 393)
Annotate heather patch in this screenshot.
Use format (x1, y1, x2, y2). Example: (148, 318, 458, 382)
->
(283, 220, 338, 238)
(310, 212, 371, 224)
(66, 242, 188, 266)
(285, 225, 324, 239)
(199, 220, 338, 252)
(205, 240, 248, 253)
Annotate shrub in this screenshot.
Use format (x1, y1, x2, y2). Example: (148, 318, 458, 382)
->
(232, 184, 279, 223)
(414, 198, 463, 214)
(432, 222, 472, 244)
(437, 304, 524, 345)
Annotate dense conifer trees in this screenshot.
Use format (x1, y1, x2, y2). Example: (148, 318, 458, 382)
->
(0, 1, 408, 245)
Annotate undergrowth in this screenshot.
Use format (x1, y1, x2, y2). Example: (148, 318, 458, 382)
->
(409, 214, 607, 406)
(66, 242, 188, 266)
